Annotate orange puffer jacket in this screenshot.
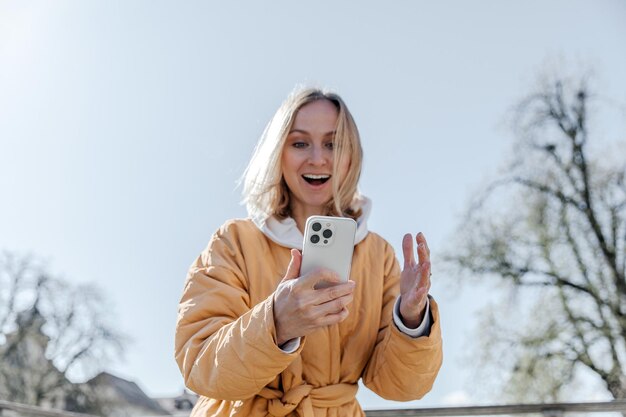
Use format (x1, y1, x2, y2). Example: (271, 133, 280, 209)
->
(175, 219, 443, 417)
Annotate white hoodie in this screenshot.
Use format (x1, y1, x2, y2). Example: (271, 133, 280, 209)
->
(251, 196, 372, 249)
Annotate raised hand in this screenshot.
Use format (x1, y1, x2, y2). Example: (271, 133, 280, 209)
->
(399, 232, 431, 328)
(273, 249, 356, 346)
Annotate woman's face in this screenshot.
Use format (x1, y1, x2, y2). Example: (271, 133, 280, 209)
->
(281, 99, 350, 216)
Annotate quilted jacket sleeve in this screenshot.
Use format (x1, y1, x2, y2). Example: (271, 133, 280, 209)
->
(361, 240, 443, 401)
(174, 223, 302, 400)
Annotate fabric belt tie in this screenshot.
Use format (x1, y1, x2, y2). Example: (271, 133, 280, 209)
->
(258, 383, 358, 417)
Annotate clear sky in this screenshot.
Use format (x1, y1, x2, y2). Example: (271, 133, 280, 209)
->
(1, 0, 626, 409)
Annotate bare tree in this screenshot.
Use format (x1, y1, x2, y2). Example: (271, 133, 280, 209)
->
(445, 74, 626, 402)
(0, 251, 126, 412)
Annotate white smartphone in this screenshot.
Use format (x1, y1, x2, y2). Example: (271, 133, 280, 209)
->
(301, 215, 357, 288)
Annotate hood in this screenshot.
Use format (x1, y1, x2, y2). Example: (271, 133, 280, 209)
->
(251, 196, 372, 250)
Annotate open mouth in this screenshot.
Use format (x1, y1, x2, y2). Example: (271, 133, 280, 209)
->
(302, 174, 331, 186)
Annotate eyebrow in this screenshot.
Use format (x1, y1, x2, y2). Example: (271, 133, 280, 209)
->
(288, 129, 337, 136)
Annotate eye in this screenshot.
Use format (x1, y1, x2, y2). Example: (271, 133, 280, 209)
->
(292, 141, 308, 149)
(325, 141, 334, 150)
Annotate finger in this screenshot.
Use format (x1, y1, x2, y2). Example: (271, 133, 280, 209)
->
(281, 249, 302, 282)
(418, 261, 431, 287)
(402, 233, 415, 268)
(316, 306, 351, 327)
(416, 232, 430, 255)
(416, 233, 430, 265)
(315, 296, 352, 326)
(325, 307, 350, 326)
(315, 293, 354, 316)
(316, 280, 355, 305)
(299, 268, 342, 289)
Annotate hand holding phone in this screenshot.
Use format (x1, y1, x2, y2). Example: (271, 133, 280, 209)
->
(273, 248, 356, 345)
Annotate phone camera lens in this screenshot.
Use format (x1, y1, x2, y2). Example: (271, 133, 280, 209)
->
(310, 234, 320, 244)
(312, 222, 322, 232)
(322, 229, 332, 238)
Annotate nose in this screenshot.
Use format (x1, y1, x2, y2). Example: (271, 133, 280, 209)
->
(308, 144, 328, 166)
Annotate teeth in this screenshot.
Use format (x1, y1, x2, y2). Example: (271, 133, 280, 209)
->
(303, 174, 330, 179)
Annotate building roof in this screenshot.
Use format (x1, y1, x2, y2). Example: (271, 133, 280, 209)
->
(86, 372, 170, 415)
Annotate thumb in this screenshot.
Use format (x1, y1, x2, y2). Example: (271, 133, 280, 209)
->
(281, 249, 302, 282)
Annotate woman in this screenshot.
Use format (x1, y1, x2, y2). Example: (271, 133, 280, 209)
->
(175, 88, 443, 417)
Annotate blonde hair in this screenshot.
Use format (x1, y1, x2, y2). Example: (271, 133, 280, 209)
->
(242, 87, 363, 222)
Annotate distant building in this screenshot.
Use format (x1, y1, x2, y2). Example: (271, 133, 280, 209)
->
(154, 390, 198, 417)
(82, 372, 171, 417)
(0, 306, 196, 417)
(0, 307, 73, 410)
